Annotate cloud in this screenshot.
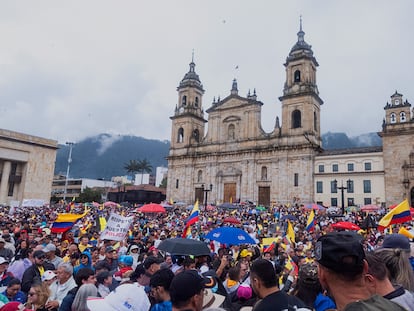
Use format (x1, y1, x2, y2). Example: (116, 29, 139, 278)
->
(0, 1, 412, 143)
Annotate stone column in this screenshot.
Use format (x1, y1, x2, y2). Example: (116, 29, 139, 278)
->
(0, 161, 11, 204)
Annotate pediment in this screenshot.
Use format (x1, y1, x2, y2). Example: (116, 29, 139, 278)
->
(223, 116, 241, 122)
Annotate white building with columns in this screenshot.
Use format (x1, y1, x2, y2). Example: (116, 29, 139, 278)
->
(0, 129, 58, 206)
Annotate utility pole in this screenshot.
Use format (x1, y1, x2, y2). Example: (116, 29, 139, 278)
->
(63, 142, 75, 202)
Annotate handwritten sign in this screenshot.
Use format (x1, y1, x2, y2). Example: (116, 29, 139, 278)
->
(100, 213, 133, 241)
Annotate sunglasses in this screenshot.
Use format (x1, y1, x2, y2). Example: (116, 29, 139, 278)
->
(28, 292, 36, 296)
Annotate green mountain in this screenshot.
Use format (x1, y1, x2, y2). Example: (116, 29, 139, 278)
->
(54, 134, 170, 180)
(54, 132, 382, 179)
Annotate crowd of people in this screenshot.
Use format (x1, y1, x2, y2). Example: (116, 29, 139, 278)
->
(0, 202, 411, 311)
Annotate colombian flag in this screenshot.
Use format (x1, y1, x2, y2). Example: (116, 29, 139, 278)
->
(182, 200, 199, 238)
(306, 210, 316, 232)
(378, 199, 411, 230)
(51, 208, 89, 233)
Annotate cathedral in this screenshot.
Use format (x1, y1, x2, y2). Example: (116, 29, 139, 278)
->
(167, 24, 414, 208)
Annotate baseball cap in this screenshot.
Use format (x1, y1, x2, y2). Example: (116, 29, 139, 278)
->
(87, 284, 150, 311)
(0, 238, 5, 244)
(315, 231, 365, 274)
(43, 243, 56, 253)
(170, 270, 205, 304)
(41, 270, 56, 282)
(240, 249, 253, 258)
(105, 246, 116, 253)
(33, 250, 46, 259)
(0, 257, 9, 265)
(149, 268, 174, 289)
(237, 284, 252, 300)
(143, 256, 163, 270)
(298, 263, 319, 285)
(381, 234, 410, 252)
(119, 255, 133, 267)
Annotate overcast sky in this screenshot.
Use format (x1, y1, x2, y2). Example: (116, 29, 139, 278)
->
(0, 1, 413, 144)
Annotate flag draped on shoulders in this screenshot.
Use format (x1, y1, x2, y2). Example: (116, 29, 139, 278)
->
(51, 208, 89, 233)
(182, 201, 199, 238)
(306, 210, 316, 232)
(378, 199, 411, 230)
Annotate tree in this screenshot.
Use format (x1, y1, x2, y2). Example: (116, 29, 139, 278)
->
(124, 159, 140, 182)
(159, 177, 167, 188)
(137, 159, 152, 185)
(77, 186, 103, 203)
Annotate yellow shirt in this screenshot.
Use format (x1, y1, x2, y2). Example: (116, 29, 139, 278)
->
(38, 266, 44, 276)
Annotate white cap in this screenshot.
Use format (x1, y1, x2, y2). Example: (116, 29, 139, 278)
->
(0, 257, 9, 265)
(87, 284, 150, 311)
(41, 270, 56, 282)
(43, 243, 56, 253)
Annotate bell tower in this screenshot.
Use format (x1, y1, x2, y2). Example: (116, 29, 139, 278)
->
(170, 56, 206, 148)
(279, 18, 323, 146)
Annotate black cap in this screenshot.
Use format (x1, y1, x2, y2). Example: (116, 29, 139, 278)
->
(315, 231, 365, 274)
(382, 234, 410, 251)
(143, 256, 163, 270)
(170, 270, 205, 304)
(150, 268, 175, 289)
(33, 250, 46, 259)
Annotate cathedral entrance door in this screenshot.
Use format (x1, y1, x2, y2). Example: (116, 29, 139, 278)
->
(223, 183, 236, 203)
(258, 187, 270, 207)
(195, 187, 204, 204)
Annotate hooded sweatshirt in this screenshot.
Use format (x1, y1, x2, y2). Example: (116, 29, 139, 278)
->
(73, 251, 93, 275)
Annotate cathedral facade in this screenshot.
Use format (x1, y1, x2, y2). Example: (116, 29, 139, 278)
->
(167, 26, 414, 208)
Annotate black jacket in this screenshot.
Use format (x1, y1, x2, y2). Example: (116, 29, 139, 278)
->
(21, 262, 55, 293)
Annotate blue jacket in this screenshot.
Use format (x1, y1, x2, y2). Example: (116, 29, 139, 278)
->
(1, 290, 26, 303)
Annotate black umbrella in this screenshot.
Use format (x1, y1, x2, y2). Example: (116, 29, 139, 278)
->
(157, 238, 211, 256)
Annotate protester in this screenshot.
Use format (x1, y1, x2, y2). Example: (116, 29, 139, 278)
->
(21, 251, 54, 293)
(0, 258, 14, 287)
(96, 271, 112, 298)
(25, 283, 51, 311)
(316, 231, 406, 310)
(1, 279, 26, 304)
(249, 259, 307, 311)
(46, 263, 77, 310)
(59, 268, 96, 311)
(149, 268, 174, 311)
(71, 284, 98, 311)
(86, 283, 150, 311)
(365, 252, 414, 311)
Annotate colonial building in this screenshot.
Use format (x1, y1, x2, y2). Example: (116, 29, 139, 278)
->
(380, 92, 414, 206)
(167, 25, 414, 208)
(0, 129, 58, 206)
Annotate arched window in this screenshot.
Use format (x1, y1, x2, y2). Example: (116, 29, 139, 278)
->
(390, 113, 397, 124)
(294, 70, 301, 82)
(314, 111, 317, 131)
(197, 170, 203, 183)
(228, 124, 235, 140)
(182, 95, 187, 106)
(177, 128, 184, 143)
(400, 111, 407, 122)
(195, 97, 199, 107)
(292, 110, 301, 128)
(261, 166, 267, 180)
(193, 129, 200, 142)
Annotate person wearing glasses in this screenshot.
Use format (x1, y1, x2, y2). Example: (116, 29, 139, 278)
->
(26, 283, 52, 311)
(21, 251, 54, 294)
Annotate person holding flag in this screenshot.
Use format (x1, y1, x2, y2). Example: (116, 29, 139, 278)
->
(306, 210, 316, 233)
(182, 200, 200, 239)
(378, 199, 411, 231)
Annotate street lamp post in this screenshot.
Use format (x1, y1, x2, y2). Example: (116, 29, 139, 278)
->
(334, 179, 351, 215)
(201, 184, 213, 209)
(63, 142, 75, 202)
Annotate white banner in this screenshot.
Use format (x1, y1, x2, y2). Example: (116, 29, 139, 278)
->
(100, 213, 133, 241)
